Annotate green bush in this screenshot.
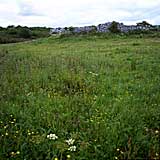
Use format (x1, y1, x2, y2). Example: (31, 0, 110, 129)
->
(0, 26, 50, 44)
(7, 28, 18, 35)
(68, 26, 74, 32)
(108, 21, 120, 33)
(18, 28, 32, 38)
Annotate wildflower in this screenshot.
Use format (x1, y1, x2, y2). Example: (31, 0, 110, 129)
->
(116, 148, 120, 152)
(47, 134, 58, 140)
(28, 132, 31, 136)
(68, 146, 76, 152)
(5, 132, 8, 136)
(93, 73, 98, 76)
(67, 155, 71, 158)
(10, 152, 16, 157)
(155, 130, 159, 134)
(89, 71, 98, 76)
(156, 153, 159, 156)
(54, 158, 58, 160)
(115, 157, 118, 160)
(16, 151, 20, 155)
(66, 138, 75, 145)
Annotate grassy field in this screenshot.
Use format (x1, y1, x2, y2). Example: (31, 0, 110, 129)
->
(0, 34, 160, 160)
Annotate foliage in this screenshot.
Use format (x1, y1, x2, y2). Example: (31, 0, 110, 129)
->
(89, 25, 97, 34)
(108, 21, 120, 33)
(68, 26, 74, 32)
(0, 34, 160, 159)
(17, 28, 32, 38)
(0, 25, 50, 44)
(64, 27, 68, 30)
(137, 21, 152, 27)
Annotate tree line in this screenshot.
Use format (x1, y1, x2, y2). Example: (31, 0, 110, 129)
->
(0, 25, 50, 44)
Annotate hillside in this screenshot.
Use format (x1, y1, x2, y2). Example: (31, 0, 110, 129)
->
(0, 34, 160, 159)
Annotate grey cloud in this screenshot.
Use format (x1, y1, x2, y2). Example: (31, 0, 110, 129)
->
(119, 6, 160, 24)
(18, 2, 43, 17)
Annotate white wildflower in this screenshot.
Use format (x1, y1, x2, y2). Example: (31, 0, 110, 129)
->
(47, 134, 58, 140)
(155, 130, 159, 134)
(68, 146, 76, 152)
(65, 138, 75, 145)
(89, 71, 98, 76)
(116, 148, 120, 152)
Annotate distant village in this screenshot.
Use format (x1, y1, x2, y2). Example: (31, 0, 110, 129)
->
(50, 21, 159, 34)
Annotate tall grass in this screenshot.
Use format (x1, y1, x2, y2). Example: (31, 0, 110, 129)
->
(0, 35, 160, 159)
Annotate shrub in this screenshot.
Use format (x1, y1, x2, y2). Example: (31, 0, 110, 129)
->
(64, 27, 68, 30)
(89, 26, 97, 34)
(7, 25, 15, 29)
(68, 26, 74, 32)
(17, 28, 32, 38)
(136, 21, 152, 27)
(7, 28, 18, 35)
(108, 21, 120, 33)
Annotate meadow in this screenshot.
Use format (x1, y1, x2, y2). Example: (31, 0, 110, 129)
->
(0, 34, 160, 159)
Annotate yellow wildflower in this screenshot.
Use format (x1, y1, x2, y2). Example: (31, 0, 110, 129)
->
(67, 155, 71, 158)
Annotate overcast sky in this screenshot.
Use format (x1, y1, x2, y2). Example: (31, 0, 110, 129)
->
(0, 0, 160, 27)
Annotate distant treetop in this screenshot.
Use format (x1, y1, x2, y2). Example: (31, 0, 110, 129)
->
(136, 21, 152, 27)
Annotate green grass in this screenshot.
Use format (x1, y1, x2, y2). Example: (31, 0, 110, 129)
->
(0, 34, 160, 160)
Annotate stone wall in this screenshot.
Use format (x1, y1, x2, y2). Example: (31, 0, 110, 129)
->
(50, 22, 152, 34)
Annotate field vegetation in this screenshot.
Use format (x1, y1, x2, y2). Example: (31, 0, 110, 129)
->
(0, 33, 160, 159)
(0, 26, 50, 44)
